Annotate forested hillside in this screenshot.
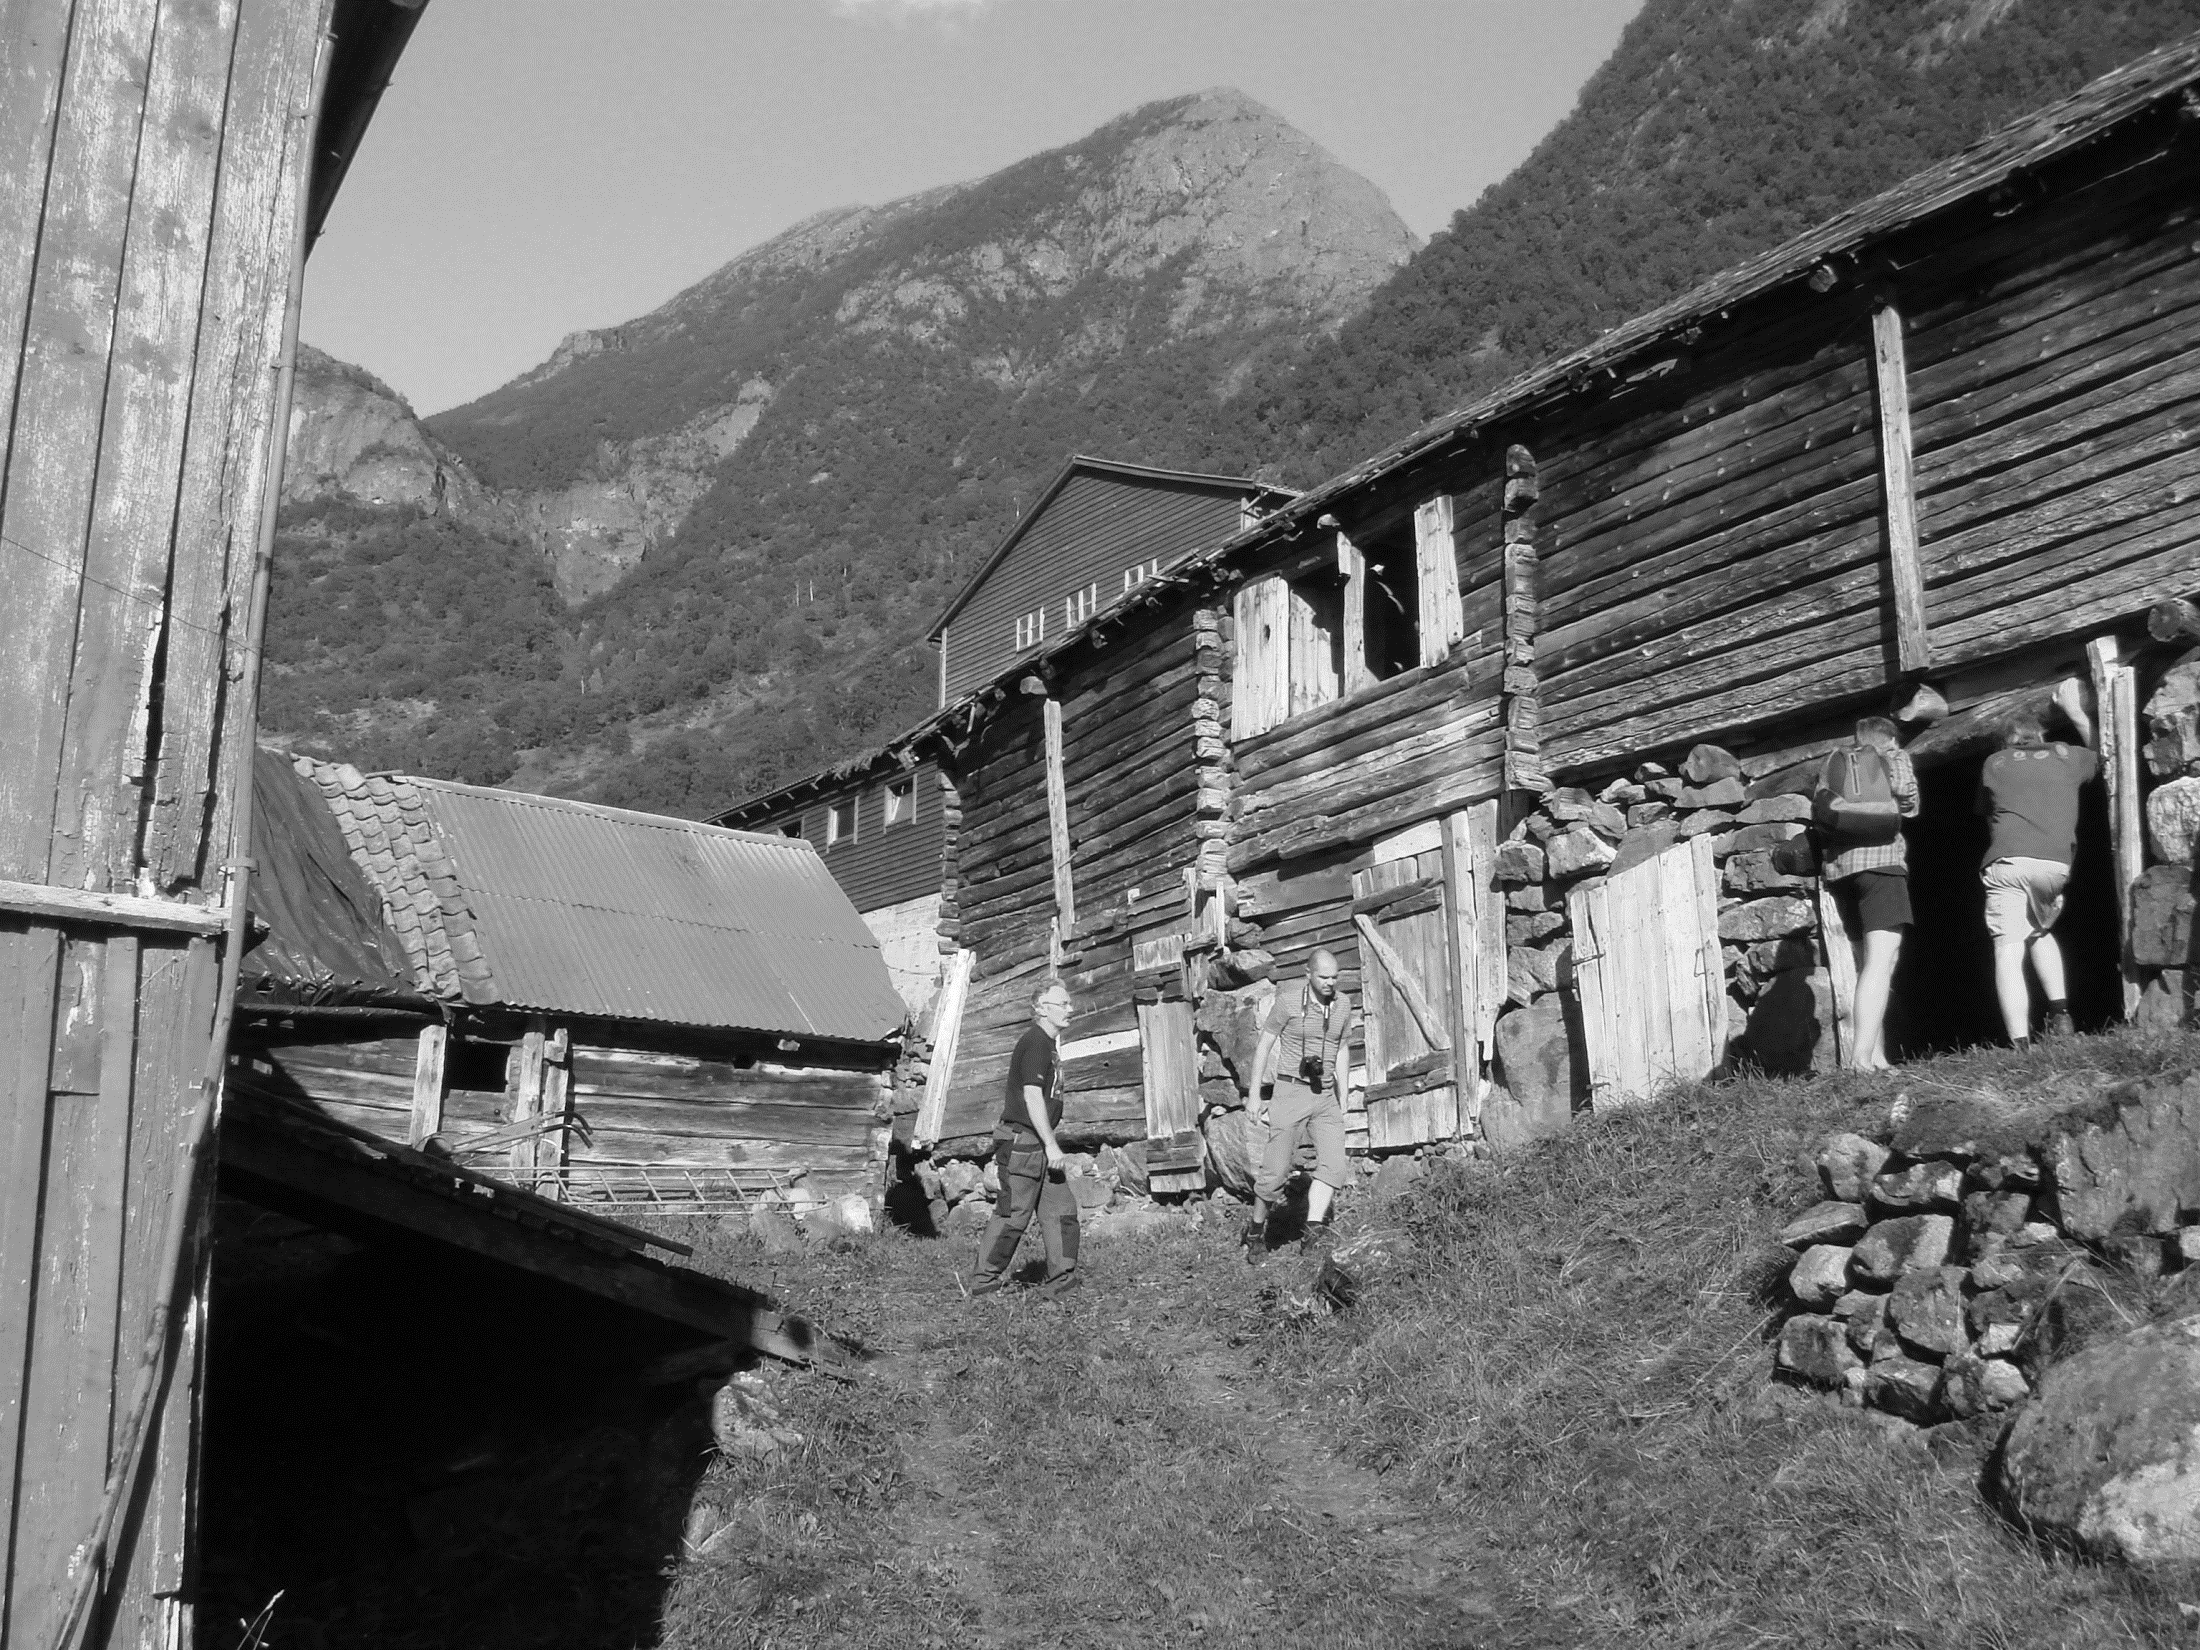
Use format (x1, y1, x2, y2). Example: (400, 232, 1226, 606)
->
(1248, 0, 2200, 477)
(264, 0, 2200, 816)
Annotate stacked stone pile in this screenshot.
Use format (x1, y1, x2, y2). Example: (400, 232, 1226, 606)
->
(1774, 1074, 2200, 1424)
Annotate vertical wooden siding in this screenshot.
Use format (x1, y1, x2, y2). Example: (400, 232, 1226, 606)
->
(0, 1, 330, 1645)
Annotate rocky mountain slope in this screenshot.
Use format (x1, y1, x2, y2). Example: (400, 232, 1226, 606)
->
(267, 1, 2200, 812)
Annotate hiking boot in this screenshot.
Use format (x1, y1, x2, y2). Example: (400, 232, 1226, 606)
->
(1039, 1272, 1082, 1299)
(967, 1272, 1010, 1298)
(2044, 1007, 2076, 1040)
(1241, 1218, 1268, 1265)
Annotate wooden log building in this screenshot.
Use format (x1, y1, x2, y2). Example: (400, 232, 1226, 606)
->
(734, 35, 2200, 1182)
(235, 755, 910, 1210)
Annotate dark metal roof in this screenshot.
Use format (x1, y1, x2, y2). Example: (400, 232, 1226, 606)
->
(300, 762, 906, 1042)
(924, 454, 1294, 640)
(242, 749, 421, 1008)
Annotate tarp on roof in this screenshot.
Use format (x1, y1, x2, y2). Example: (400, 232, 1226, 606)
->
(243, 749, 420, 1008)
(299, 761, 906, 1044)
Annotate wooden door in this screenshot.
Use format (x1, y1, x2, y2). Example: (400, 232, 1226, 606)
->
(1350, 849, 1458, 1149)
(1139, 998, 1204, 1193)
(1569, 836, 1726, 1111)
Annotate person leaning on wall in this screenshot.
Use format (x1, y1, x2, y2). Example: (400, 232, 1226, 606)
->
(1816, 715, 1920, 1071)
(1242, 948, 1354, 1262)
(1977, 679, 2098, 1051)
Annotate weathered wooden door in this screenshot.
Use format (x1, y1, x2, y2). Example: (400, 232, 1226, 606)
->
(1138, 997, 1204, 1193)
(1351, 850, 1458, 1148)
(1569, 836, 1726, 1111)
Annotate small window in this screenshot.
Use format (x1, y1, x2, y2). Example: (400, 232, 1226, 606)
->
(883, 777, 914, 827)
(1014, 609, 1045, 651)
(445, 1038, 510, 1093)
(1063, 582, 1098, 629)
(827, 798, 856, 845)
(1121, 558, 1162, 593)
(778, 819, 803, 839)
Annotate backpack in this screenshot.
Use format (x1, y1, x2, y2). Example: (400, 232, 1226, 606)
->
(1813, 744, 1901, 846)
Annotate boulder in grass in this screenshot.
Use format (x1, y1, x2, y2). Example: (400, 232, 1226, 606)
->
(1845, 1292, 1893, 1359)
(942, 1197, 992, 1238)
(1777, 1314, 1862, 1387)
(1098, 1141, 1149, 1199)
(2045, 1073, 2200, 1240)
(1963, 1189, 2033, 1241)
(1872, 1161, 1963, 1211)
(1864, 1354, 1943, 1421)
(1852, 1214, 1954, 1284)
(937, 1157, 986, 1202)
(1780, 1201, 1868, 1248)
(1995, 1314, 2200, 1563)
(2138, 969, 2192, 1033)
(1942, 1353, 2029, 1420)
(1817, 1133, 1892, 1202)
(1888, 1266, 1969, 1358)
(1789, 1245, 1853, 1308)
(1490, 995, 1579, 1142)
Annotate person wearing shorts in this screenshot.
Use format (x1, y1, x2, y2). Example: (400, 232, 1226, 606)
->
(1822, 717, 1919, 1070)
(1244, 949, 1353, 1260)
(1977, 681, 2098, 1050)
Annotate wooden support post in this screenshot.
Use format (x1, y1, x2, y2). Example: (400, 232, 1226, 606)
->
(1413, 494, 1464, 666)
(1438, 805, 1498, 1134)
(408, 1023, 446, 1147)
(1042, 695, 1075, 935)
(511, 1018, 547, 1187)
(1870, 299, 1933, 674)
(1339, 534, 1371, 695)
(2088, 636, 2145, 1019)
(915, 949, 973, 1150)
(1816, 882, 1858, 1067)
(539, 1026, 572, 1196)
(1500, 445, 1548, 795)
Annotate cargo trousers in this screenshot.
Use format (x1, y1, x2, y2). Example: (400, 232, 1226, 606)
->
(1254, 1078, 1348, 1203)
(973, 1137, 1080, 1287)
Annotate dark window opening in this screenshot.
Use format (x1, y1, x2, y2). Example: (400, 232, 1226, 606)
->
(778, 819, 803, 839)
(1362, 529, 1421, 681)
(444, 1038, 510, 1093)
(1888, 752, 2120, 1058)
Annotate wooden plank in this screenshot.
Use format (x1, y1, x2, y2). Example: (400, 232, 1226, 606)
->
(1139, 999, 1202, 1193)
(0, 0, 165, 882)
(1817, 881, 1858, 1066)
(0, 0, 75, 494)
(407, 1024, 446, 1146)
(1415, 493, 1465, 666)
(1440, 811, 1480, 1106)
(1657, 845, 1711, 1086)
(2087, 636, 2144, 1019)
(1870, 300, 1932, 673)
(915, 948, 973, 1149)
(1569, 879, 1617, 1112)
(49, 0, 237, 892)
(1339, 536, 1371, 695)
(1468, 803, 1507, 1052)
(1691, 833, 1728, 1057)
(511, 1020, 547, 1185)
(1230, 575, 1291, 740)
(1042, 695, 1075, 935)
(0, 877, 228, 935)
(1287, 580, 1340, 716)
(0, 922, 60, 1638)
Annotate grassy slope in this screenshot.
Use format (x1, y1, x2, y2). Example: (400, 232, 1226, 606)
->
(658, 1031, 2200, 1649)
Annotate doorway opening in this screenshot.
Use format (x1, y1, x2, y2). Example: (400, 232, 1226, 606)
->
(1887, 750, 2121, 1059)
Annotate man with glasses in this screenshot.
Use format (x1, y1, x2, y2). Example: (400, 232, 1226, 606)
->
(1245, 948, 1353, 1259)
(969, 979, 1081, 1298)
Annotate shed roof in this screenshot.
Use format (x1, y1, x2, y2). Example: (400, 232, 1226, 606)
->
(298, 759, 906, 1043)
(242, 749, 421, 1008)
(924, 454, 1293, 640)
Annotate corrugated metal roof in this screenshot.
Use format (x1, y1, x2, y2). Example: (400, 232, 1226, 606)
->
(304, 764, 905, 1042)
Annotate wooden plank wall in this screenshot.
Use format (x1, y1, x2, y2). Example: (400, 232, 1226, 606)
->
(0, 1, 331, 1645)
(937, 604, 1212, 1148)
(237, 1030, 888, 1200)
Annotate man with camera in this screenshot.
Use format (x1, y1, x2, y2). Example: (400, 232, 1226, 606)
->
(1243, 948, 1354, 1259)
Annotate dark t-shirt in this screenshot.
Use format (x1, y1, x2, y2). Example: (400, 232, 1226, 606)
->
(1977, 742, 2098, 867)
(1263, 978, 1352, 1080)
(998, 1024, 1061, 1136)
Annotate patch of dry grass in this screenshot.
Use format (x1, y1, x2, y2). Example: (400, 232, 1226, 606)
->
(1256, 1028, 2200, 1648)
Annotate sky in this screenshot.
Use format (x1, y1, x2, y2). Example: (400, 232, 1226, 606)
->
(306, 0, 1645, 417)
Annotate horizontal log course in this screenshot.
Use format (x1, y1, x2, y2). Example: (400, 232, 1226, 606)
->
(1235, 665, 1499, 793)
(570, 1050, 883, 1107)
(572, 1096, 878, 1148)
(963, 794, 1203, 911)
(567, 1128, 874, 1175)
(1240, 702, 1504, 819)
(1236, 860, 1358, 919)
(1232, 747, 1507, 872)
(1230, 657, 1460, 771)
(1232, 726, 1507, 855)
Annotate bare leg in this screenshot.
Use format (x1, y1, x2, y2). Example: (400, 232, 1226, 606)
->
(2029, 930, 2067, 1005)
(1851, 929, 1903, 1070)
(1993, 938, 2033, 1043)
(1305, 1178, 1335, 1225)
